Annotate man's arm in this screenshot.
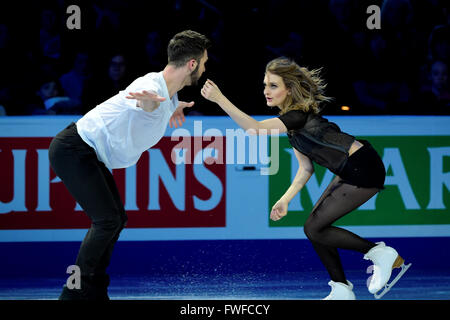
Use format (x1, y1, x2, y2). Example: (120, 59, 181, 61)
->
(126, 90, 166, 112)
(169, 101, 195, 128)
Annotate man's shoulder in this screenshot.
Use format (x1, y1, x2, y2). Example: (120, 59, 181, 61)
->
(141, 71, 164, 81)
(127, 72, 163, 92)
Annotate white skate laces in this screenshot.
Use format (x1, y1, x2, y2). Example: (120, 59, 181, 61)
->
(323, 280, 356, 300)
(364, 242, 412, 299)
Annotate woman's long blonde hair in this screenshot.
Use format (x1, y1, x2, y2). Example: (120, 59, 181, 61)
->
(265, 57, 333, 114)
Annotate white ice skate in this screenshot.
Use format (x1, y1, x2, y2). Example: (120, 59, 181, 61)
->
(323, 280, 356, 300)
(364, 242, 412, 299)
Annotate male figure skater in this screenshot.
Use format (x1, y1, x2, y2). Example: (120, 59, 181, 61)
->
(49, 30, 210, 300)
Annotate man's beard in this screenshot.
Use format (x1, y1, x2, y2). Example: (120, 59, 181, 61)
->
(189, 64, 201, 86)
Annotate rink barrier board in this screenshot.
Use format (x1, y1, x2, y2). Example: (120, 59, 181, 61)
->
(0, 116, 449, 242)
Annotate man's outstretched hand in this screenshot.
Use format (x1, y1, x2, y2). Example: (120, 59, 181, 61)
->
(126, 90, 166, 112)
(169, 101, 195, 128)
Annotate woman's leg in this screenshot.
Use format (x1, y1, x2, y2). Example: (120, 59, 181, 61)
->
(304, 176, 379, 282)
(311, 241, 347, 283)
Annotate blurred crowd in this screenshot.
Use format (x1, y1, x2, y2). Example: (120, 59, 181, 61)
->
(0, 0, 449, 116)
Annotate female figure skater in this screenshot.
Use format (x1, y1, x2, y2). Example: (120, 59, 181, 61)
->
(201, 57, 410, 300)
(49, 30, 210, 300)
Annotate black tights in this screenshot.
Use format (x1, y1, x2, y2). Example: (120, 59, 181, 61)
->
(304, 176, 379, 283)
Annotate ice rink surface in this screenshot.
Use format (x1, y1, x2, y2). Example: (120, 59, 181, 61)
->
(0, 269, 449, 300)
(0, 238, 448, 301)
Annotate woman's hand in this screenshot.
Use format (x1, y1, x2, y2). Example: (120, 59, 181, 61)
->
(270, 199, 288, 221)
(169, 101, 195, 128)
(201, 79, 223, 104)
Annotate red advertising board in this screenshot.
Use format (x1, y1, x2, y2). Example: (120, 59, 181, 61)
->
(0, 136, 226, 229)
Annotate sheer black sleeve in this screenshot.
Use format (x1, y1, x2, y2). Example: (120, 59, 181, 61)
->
(278, 110, 308, 131)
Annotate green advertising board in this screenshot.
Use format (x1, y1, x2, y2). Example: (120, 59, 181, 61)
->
(269, 136, 450, 227)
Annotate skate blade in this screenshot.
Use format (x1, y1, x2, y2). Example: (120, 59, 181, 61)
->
(374, 262, 412, 299)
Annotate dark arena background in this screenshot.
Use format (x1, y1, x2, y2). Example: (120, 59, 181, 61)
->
(0, 0, 449, 314)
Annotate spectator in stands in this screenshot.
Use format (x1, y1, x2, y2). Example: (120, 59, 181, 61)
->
(59, 51, 91, 109)
(323, 0, 365, 114)
(380, 0, 419, 78)
(352, 33, 411, 114)
(3, 1, 450, 116)
(0, 23, 13, 115)
(82, 53, 132, 114)
(39, 6, 61, 60)
(418, 60, 450, 114)
(27, 77, 80, 115)
(428, 25, 450, 64)
(0, 22, 30, 115)
(418, 24, 450, 96)
(143, 31, 165, 71)
(265, 32, 304, 63)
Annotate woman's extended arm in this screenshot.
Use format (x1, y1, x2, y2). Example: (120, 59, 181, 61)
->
(201, 79, 287, 134)
(270, 149, 315, 221)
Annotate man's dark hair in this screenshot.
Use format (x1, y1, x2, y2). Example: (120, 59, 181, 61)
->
(167, 30, 211, 67)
